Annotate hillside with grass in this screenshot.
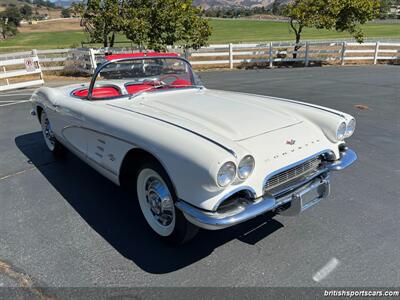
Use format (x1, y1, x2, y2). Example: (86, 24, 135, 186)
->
(0, 0, 63, 18)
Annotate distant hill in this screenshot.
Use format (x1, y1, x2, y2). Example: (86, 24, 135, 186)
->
(0, 1, 64, 19)
(193, 0, 276, 9)
(1, 0, 283, 10)
(50, 0, 284, 9)
(0, 0, 62, 8)
(49, 0, 84, 8)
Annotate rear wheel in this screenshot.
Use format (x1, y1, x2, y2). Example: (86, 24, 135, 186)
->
(40, 111, 65, 157)
(136, 161, 199, 245)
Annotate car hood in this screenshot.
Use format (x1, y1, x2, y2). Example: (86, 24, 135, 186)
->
(134, 89, 302, 141)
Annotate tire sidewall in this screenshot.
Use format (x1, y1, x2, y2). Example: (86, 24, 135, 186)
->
(41, 111, 56, 152)
(135, 161, 198, 245)
(40, 110, 66, 157)
(136, 167, 176, 237)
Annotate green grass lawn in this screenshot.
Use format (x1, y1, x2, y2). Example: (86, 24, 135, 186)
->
(1, 19, 400, 53)
(209, 19, 400, 43)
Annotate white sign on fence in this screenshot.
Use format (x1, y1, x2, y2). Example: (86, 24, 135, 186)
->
(0, 50, 44, 92)
(24, 57, 37, 72)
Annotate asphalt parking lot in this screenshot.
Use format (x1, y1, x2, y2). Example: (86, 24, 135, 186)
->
(0, 66, 399, 290)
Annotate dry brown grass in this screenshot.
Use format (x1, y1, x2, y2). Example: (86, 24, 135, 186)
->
(36, 8, 62, 19)
(20, 18, 81, 33)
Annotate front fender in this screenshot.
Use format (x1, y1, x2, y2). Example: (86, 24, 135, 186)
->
(82, 103, 246, 211)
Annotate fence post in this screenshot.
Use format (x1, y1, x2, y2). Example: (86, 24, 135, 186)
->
(184, 48, 191, 60)
(340, 42, 347, 66)
(269, 42, 273, 68)
(89, 48, 97, 74)
(2, 65, 9, 86)
(374, 41, 380, 65)
(304, 41, 310, 67)
(32, 49, 43, 82)
(229, 43, 233, 69)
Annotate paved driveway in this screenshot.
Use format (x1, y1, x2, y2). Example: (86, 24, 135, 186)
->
(0, 66, 399, 290)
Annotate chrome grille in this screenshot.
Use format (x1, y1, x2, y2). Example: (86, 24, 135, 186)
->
(264, 156, 322, 191)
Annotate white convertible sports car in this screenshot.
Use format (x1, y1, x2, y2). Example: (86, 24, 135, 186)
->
(30, 52, 357, 244)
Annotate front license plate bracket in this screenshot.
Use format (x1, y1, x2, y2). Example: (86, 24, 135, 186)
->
(278, 178, 330, 216)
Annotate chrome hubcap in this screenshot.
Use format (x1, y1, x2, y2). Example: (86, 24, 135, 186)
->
(44, 118, 54, 144)
(145, 177, 174, 226)
(41, 114, 55, 151)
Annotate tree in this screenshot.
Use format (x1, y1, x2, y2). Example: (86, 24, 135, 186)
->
(3, 6, 23, 27)
(0, 5, 22, 39)
(61, 8, 71, 18)
(20, 4, 33, 20)
(0, 13, 18, 39)
(123, 0, 211, 51)
(79, 0, 124, 48)
(70, 2, 83, 17)
(284, 0, 380, 57)
(272, 0, 286, 15)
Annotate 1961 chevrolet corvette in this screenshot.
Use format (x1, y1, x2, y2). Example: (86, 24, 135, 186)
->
(30, 52, 357, 244)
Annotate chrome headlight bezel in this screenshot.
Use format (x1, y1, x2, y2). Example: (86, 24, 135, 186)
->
(217, 161, 237, 187)
(344, 118, 356, 138)
(238, 155, 255, 180)
(336, 121, 347, 141)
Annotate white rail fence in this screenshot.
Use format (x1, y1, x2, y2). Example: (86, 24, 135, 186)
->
(0, 40, 399, 80)
(67, 40, 400, 74)
(0, 49, 70, 72)
(0, 50, 44, 91)
(189, 41, 400, 68)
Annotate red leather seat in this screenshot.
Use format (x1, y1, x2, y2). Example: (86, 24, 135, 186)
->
(73, 87, 121, 98)
(125, 84, 154, 94)
(171, 79, 191, 87)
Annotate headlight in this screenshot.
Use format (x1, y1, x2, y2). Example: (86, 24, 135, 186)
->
(217, 161, 236, 187)
(345, 118, 356, 138)
(336, 122, 346, 141)
(238, 155, 255, 180)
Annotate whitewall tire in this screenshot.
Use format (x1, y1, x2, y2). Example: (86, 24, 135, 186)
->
(137, 168, 176, 237)
(135, 161, 199, 244)
(40, 111, 65, 157)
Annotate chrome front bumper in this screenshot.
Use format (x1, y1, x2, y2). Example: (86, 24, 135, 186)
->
(176, 148, 357, 230)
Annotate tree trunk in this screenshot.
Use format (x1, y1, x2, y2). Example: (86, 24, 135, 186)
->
(109, 32, 115, 48)
(293, 33, 301, 59)
(103, 22, 108, 48)
(290, 20, 303, 59)
(103, 34, 108, 48)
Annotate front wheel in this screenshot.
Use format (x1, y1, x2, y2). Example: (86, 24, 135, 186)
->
(136, 162, 199, 245)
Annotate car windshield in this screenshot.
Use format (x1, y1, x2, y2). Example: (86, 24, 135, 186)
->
(85, 57, 201, 100)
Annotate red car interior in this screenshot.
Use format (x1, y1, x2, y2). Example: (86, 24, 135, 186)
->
(171, 79, 191, 87)
(73, 79, 192, 99)
(125, 83, 155, 94)
(73, 86, 121, 98)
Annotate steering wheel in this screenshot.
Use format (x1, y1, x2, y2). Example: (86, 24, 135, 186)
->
(159, 74, 180, 84)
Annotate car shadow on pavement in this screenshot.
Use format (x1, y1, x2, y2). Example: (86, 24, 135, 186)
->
(15, 132, 284, 274)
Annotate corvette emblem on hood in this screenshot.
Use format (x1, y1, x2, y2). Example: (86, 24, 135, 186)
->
(286, 139, 296, 145)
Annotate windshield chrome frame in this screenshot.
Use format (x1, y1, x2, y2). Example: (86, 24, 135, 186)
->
(88, 56, 199, 101)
